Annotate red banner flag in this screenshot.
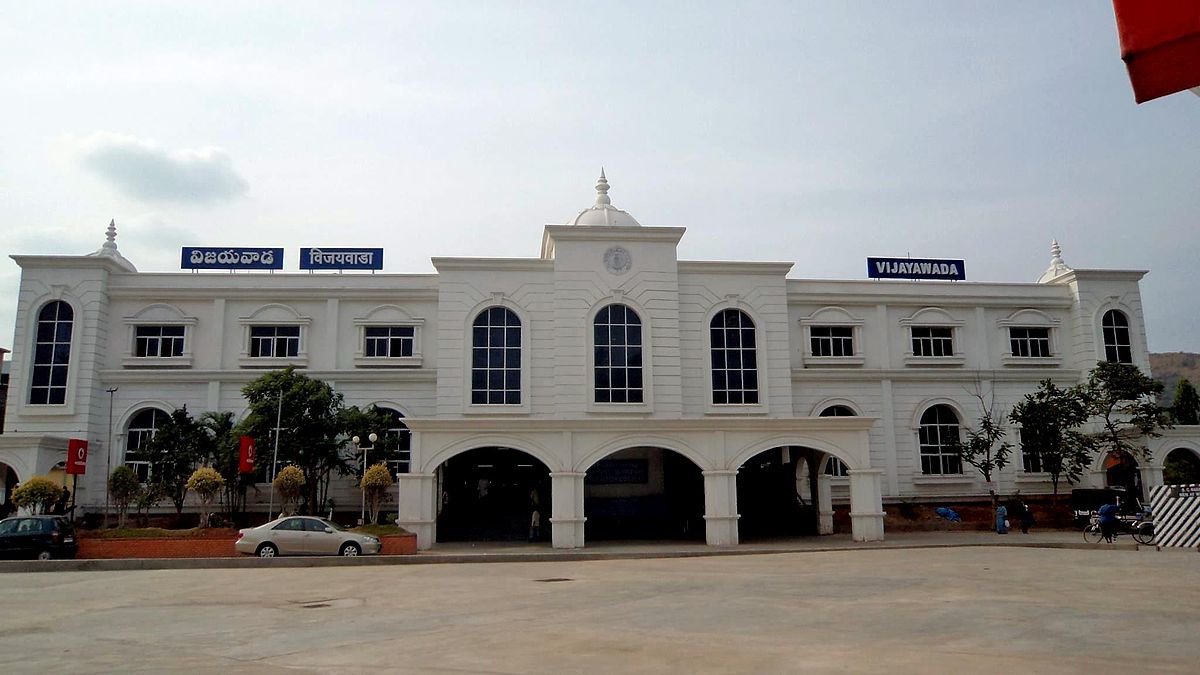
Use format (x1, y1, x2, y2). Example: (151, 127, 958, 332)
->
(239, 436, 257, 474)
(66, 439, 88, 475)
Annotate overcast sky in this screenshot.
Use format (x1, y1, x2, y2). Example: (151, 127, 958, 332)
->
(1, 2, 1197, 353)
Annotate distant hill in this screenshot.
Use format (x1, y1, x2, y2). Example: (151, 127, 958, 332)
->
(1150, 352, 1200, 404)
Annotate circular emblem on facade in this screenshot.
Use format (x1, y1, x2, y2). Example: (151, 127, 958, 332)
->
(603, 246, 632, 275)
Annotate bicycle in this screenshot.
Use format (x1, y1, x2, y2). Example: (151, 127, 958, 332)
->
(1083, 511, 1154, 545)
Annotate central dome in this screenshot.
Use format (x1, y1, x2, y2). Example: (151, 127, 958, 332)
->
(568, 170, 642, 227)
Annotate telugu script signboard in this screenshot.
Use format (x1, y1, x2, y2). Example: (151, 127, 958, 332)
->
(299, 247, 384, 271)
(867, 257, 966, 281)
(182, 247, 284, 270)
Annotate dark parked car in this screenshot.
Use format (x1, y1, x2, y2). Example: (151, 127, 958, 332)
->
(0, 515, 78, 560)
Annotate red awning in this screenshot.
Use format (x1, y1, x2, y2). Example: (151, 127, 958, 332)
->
(1113, 0, 1200, 103)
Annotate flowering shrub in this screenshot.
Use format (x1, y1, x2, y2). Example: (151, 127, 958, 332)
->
(186, 467, 226, 527)
(361, 462, 393, 524)
(273, 465, 305, 516)
(11, 476, 63, 514)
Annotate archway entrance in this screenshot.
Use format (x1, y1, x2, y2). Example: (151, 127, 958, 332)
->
(584, 448, 704, 541)
(1103, 450, 1142, 500)
(435, 447, 550, 543)
(0, 463, 17, 517)
(736, 446, 827, 540)
(1164, 448, 1200, 485)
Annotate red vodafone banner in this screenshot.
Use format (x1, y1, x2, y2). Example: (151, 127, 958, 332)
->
(239, 436, 257, 474)
(66, 439, 88, 475)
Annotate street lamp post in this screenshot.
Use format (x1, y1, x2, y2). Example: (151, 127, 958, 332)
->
(104, 386, 118, 529)
(352, 433, 378, 525)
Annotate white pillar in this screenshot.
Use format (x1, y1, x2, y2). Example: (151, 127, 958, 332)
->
(847, 469, 885, 542)
(702, 469, 739, 546)
(549, 472, 586, 549)
(816, 473, 834, 535)
(1140, 464, 1164, 496)
(396, 472, 436, 550)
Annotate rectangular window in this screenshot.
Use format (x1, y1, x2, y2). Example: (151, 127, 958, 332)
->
(364, 326, 415, 358)
(1019, 429, 1044, 473)
(911, 326, 954, 357)
(249, 326, 300, 358)
(1009, 327, 1051, 358)
(134, 325, 186, 358)
(810, 326, 854, 357)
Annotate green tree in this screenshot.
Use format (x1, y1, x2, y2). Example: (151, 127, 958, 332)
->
(186, 467, 226, 528)
(1172, 378, 1200, 425)
(273, 465, 306, 516)
(340, 403, 407, 469)
(361, 462, 394, 525)
(199, 410, 252, 524)
(241, 368, 351, 514)
(133, 483, 163, 528)
(11, 476, 63, 514)
(140, 406, 207, 514)
(947, 387, 1012, 485)
(1009, 379, 1094, 497)
(109, 466, 141, 528)
(1079, 362, 1172, 467)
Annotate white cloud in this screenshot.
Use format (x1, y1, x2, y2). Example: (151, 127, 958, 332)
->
(76, 132, 248, 204)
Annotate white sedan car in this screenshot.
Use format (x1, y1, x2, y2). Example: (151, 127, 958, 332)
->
(236, 516, 381, 557)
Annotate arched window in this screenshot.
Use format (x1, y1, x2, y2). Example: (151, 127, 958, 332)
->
(125, 408, 168, 482)
(376, 407, 412, 474)
(1101, 310, 1133, 364)
(594, 304, 644, 403)
(710, 309, 758, 405)
(471, 307, 521, 405)
(819, 405, 855, 476)
(919, 405, 962, 475)
(29, 301, 73, 405)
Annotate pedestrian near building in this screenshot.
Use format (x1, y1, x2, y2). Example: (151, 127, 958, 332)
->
(1019, 502, 1035, 534)
(995, 503, 1008, 534)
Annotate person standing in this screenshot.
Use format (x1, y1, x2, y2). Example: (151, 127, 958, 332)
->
(1019, 502, 1034, 534)
(528, 488, 541, 543)
(1098, 500, 1120, 543)
(995, 502, 1009, 534)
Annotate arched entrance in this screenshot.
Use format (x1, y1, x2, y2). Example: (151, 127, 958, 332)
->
(584, 447, 704, 541)
(736, 446, 828, 540)
(0, 462, 18, 516)
(1103, 450, 1142, 500)
(435, 447, 551, 543)
(1164, 448, 1200, 484)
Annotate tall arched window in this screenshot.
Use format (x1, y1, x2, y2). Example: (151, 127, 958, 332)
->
(710, 309, 758, 405)
(376, 407, 412, 474)
(471, 307, 521, 405)
(29, 301, 73, 405)
(919, 405, 962, 475)
(125, 408, 168, 482)
(1101, 310, 1133, 364)
(594, 304, 644, 403)
(819, 404, 856, 476)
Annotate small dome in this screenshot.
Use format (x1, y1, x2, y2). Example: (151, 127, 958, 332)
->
(569, 169, 641, 227)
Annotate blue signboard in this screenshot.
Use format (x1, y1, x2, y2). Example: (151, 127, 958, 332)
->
(300, 247, 384, 271)
(182, 247, 284, 270)
(867, 257, 965, 281)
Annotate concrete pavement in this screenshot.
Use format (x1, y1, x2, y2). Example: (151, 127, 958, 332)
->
(1, 542, 1197, 673)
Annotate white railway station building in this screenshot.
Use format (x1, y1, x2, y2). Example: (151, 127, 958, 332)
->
(2, 174, 1195, 549)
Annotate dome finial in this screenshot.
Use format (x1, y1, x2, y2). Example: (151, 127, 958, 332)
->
(595, 169, 611, 206)
(102, 219, 118, 251)
(1037, 238, 1072, 283)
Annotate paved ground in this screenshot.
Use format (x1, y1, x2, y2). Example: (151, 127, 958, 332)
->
(1, 542, 1198, 673)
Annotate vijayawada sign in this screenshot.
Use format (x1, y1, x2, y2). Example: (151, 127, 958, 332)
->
(867, 257, 965, 281)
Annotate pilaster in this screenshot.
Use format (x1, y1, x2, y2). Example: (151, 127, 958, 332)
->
(816, 473, 834, 535)
(848, 468, 885, 542)
(550, 472, 586, 548)
(396, 472, 436, 550)
(702, 469, 739, 545)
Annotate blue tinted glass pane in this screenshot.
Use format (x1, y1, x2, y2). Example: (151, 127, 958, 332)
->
(505, 349, 520, 368)
(505, 371, 520, 389)
(48, 388, 66, 405)
(472, 326, 487, 346)
(506, 327, 520, 346)
(56, 322, 73, 342)
(488, 371, 504, 389)
(629, 369, 643, 388)
(50, 366, 68, 386)
(629, 347, 642, 367)
(36, 322, 55, 342)
(595, 347, 609, 367)
(595, 325, 608, 345)
(611, 389, 627, 403)
(630, 390, 644, 403)
(596, 368, 610, 388)
(627, 325, 641, 345)
(595, 389, 611, 403)
(711, 329, 724, 348)
(31, 366, 50, 386)
(612, 349, 626, 367)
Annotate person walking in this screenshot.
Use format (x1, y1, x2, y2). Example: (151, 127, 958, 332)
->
(995, 502, 1009, 534)
(528, 487, 541, 543)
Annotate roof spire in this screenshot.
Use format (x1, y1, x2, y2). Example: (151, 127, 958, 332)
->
(102, 218, 118, 251)
(595, 168, 611, 206)
(1037, 238, 1072, 283)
